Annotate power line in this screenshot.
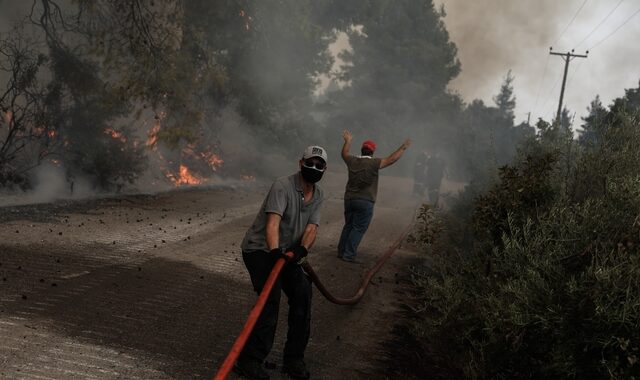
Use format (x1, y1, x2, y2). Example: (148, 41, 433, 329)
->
(589, 6, 640, 50)
(532, 54, 550, 115)
(540, 71, 563, 118)
(564, 60, 587, 112)
(574, 0, 624, 49)
(566, 59, 585, 88)
(542, 88, 561, 121)
(553, 0, 589, 46)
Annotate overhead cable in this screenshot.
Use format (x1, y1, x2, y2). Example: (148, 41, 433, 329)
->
(574, 0, 624, 49)
(532, 55, 551, 116)
(589, 7, 640, 50)
(553, 0, 589, 46)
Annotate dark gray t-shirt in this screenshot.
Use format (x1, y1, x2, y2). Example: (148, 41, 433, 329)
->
(241, 173, 324, 252)
(344, 155, 382, 202)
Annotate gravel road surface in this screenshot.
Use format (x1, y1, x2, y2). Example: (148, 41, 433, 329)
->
(0, 172, 421, 379)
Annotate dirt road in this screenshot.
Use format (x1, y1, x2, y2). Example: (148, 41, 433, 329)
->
(0, 172, 421, 379)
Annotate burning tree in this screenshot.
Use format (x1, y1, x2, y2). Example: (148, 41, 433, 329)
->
(46, 45, 148, 191)
(32, 0, 224, 186)
(0, 29, 57, 189)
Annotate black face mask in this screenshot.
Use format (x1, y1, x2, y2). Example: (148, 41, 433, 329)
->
(301, 165, 324, 183)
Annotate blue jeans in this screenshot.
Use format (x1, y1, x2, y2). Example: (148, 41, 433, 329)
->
(338, 199, 375, 260)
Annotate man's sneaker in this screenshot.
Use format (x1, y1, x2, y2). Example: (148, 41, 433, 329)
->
(282, 359, 310, 379)
(233, 357, 270, 380)
(339, 256, 362, 264)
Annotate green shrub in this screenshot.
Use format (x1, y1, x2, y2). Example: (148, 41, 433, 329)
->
(410, 110, 640, 379)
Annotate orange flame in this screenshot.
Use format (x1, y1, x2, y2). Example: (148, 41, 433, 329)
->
(183, 144, 224, 172)
(147, 123, 160, 148)
(147, 112, 223, 186)
(104, 128, 127, 143)
(168, 164, 202, 186)
(203, 152, 224, 171)
(2, 110, 12, 124)
(33, 127, 57, 139)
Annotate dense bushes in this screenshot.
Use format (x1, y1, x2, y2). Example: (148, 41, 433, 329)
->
(410, 105, 640, 378)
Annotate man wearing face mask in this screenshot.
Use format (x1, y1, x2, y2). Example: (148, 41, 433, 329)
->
(234, 146, 327, 380)
(338, 130, 411, 263)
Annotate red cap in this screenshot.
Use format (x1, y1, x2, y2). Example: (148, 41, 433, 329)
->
(361, 140, 376, 152)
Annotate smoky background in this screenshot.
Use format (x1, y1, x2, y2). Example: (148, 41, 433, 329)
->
(441, 0, 640, 124)
(0, 0, 637, 205)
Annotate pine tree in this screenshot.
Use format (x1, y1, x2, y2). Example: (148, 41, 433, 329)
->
(579, 95, 608, 147)
(493, 70, 516, 122)
(327, 0, 461, 152)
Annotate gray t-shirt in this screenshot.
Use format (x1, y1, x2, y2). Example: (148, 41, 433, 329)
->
(344, 155, 382, 202)
(241, 172, 324, 252)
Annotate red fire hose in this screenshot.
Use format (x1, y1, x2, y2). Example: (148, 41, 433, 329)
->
(213, 251, 293, 380)
(303, 224, 411, 305)
(213, 225, 411, 379)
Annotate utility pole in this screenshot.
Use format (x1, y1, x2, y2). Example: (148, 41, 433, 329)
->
(549, 47, 588, 124)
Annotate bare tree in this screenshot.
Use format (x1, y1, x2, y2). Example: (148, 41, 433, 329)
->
(0, 30, 57, 189)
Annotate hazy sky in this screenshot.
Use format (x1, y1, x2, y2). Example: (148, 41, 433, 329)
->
(441, 0, 640, 126)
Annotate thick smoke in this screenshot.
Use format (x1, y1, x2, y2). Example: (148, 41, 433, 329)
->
(203, 107, 294, 181)
(6, 0, 636, 203)
(0, 162, 93, 206)
(440, 0, 640, 123)
(0, 3, 310, 202)
(441, 0, 564, 117)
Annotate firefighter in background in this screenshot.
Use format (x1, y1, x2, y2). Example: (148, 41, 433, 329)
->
(338, 130, 411, 263)
(425, 152, 446, 206)
(413, 151, 428, 196)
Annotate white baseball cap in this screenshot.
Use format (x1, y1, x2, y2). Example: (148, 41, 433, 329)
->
(302, 145, 327, 163)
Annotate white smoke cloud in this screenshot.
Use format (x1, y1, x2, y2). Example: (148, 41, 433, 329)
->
(440, 0, 640, 125)
(0, 162, 95, 206)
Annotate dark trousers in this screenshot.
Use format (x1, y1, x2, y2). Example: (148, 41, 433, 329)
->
(427, 178, 442, 206)
(239, 251, 312, 363)
(337, 198, 375, 260)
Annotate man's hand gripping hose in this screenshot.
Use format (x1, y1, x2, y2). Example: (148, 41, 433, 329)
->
(213, 224, 411, 379)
